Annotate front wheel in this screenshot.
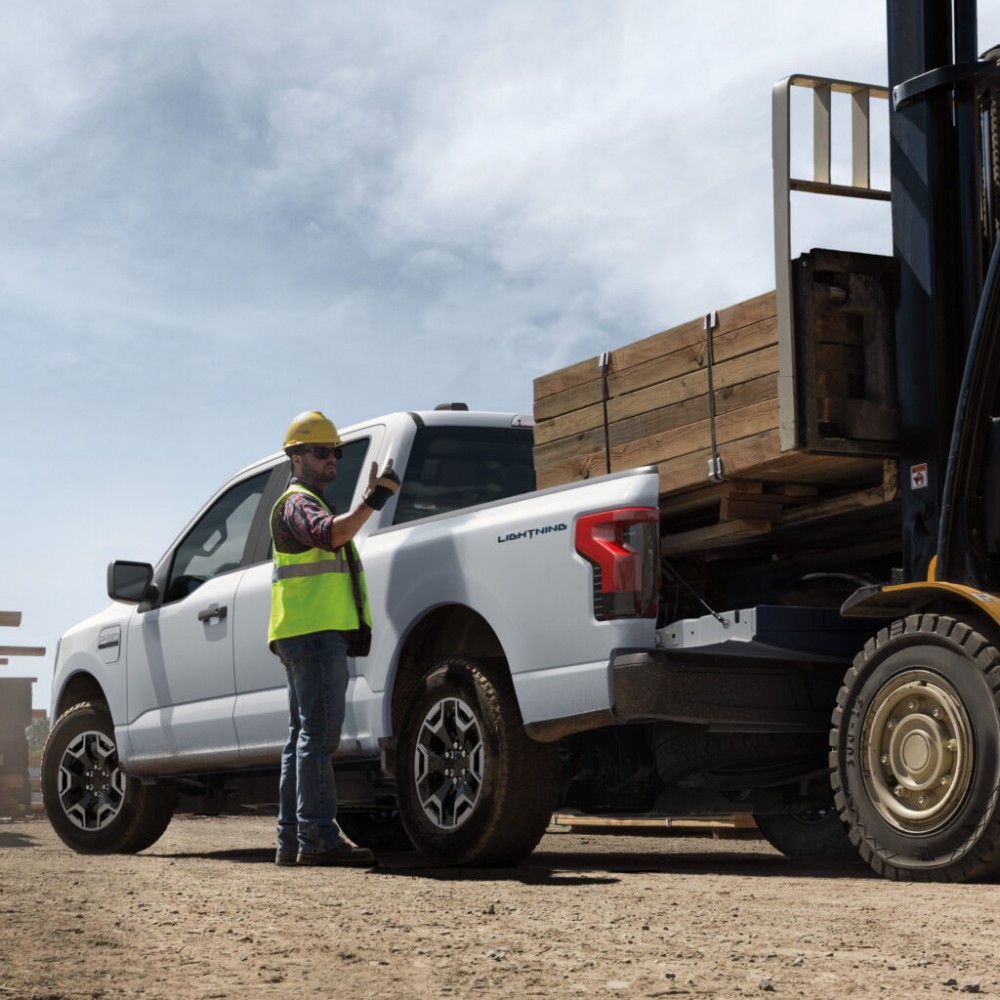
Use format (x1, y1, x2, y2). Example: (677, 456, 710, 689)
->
(831, 615, 1000, 882)
(396, 657, 561, 865)
(41, 702, 176, 854)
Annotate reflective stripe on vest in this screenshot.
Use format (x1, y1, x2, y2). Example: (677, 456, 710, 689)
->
(267, 483, 372, 644)
(272, 551, 351, 580)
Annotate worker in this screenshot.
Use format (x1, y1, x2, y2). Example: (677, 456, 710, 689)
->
(268, 410, 400, 866)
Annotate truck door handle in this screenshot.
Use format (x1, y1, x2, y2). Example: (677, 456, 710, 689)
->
(197, 603, 228, 622)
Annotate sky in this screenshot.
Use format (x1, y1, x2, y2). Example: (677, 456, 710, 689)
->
(3, 2, 999, 710)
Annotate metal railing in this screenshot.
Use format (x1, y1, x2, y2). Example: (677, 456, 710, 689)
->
(772, 75, 891, 451)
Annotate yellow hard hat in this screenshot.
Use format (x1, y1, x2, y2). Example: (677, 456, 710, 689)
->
(282, 410, 344, 452)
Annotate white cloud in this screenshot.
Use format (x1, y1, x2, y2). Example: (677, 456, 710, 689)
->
(2, 0, 999, 706)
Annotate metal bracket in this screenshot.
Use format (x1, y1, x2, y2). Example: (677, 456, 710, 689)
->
(598, 352, 612, 475)
(704, 311, 726, 482)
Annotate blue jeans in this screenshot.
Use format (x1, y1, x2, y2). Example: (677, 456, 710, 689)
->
(273, 630, 350, 857)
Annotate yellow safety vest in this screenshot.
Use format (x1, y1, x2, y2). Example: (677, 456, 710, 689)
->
(267, 483, 372, 645)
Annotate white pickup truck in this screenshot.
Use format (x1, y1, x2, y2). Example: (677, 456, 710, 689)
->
(45, 405, 866, 866)
(43, 405, 671, 864)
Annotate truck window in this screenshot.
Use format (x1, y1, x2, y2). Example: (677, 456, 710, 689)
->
(322, 437, 371, 514)
(264, 438, 372, 563)
(164, 470, 271, 602)
(393, 426, 536, 525)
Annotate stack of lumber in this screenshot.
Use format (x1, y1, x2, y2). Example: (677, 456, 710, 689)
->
(533, 288, 898, 558)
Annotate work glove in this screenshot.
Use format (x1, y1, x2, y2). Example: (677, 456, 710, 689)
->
(363, 459, 401, 510)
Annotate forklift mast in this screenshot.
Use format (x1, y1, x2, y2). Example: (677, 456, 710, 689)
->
(888, 0, 1000, 585)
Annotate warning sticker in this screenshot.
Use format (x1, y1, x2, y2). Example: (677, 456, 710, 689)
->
(910, 463, 929, 490)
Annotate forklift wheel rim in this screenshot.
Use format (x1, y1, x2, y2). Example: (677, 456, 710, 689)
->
(861, 668, 974, 834)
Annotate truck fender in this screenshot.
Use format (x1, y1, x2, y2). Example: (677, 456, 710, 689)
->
(383, 603, 512, 743)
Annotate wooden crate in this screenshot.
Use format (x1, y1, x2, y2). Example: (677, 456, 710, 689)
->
(533, 252, 899, 557)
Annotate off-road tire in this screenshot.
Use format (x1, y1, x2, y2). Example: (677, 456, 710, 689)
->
(42, 701, 176, 854)
(654, 725, 826, 790)
(338, 808, 414, 852)
(753, 805, 860, 865)
(830, 614, 1000, 882)
(396, 657, 561, 866)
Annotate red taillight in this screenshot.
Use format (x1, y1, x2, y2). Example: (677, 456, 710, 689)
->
(575, 508, 660, 620)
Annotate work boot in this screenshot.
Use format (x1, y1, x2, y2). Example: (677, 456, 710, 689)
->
(296, 843, 375, 867)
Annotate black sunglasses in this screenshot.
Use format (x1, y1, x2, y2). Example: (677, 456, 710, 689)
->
(308, 446, 342, 460)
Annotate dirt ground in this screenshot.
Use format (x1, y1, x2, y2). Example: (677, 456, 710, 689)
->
(2, 813, 999, 1000)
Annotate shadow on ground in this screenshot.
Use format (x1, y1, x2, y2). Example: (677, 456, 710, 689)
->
(0, 830, 41, 849)
(152, 841, 873, 883)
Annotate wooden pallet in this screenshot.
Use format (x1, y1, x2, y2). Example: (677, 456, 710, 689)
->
(660, 459, 899, 557)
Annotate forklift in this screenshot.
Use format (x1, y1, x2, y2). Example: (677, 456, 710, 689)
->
(829, 0, 1000, 880)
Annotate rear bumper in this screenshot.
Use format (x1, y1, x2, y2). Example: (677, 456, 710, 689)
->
(524, 645, 843, 743)
(610, 650, 840, 732)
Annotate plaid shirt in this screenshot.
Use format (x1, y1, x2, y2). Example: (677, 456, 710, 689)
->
(272, 478, 337, 555)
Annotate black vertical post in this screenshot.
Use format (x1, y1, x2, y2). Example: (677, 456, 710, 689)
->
(953, 0, 983, 341)
(887, 0, 969, 581)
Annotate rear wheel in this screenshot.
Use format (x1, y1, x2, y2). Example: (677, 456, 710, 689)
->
(41, 702, 176, 854)
(831, 615, 1000, 881)
(396, 657, 561, 865)
(753, 804, 859, 865)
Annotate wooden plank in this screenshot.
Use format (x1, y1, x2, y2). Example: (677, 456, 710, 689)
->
(655, 429, 783, 496)
(551, 812, 759, 835)
(719, 496, 784, 522)
(604, 315, 778, 410)
(780, 460, 899, 526)
(662, 461, 898, 556)
(534, 313, 778, 425)
(534, 291, 775, 401)
(0, 612, 23, 627)
(814, 314, 865, 346)
(535, 398, 781, 489)
(534, 373, 779, 466)
(660, 480, 821, 521)
(533, 292, 777, 418)
(779, 484, 821, 498)
(659, 480, 764, 518)
(815, 342, 864, 374)
(0, 646, 45, 657)
(815, 369, 863, 398)
(662, 518, 775, 554)
(534, 344, 779, 446)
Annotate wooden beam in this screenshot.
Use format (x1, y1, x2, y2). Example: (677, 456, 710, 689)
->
(719, 495, 784, 522)
(533, 293, 778, 419)
(0, 611, 23, 627)
(534, 347, 779, 447)
(0, 646, 46, 657)
(663, 518, 775, 556)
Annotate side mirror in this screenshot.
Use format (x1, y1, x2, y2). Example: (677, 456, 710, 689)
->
(107, 561, 158, 604)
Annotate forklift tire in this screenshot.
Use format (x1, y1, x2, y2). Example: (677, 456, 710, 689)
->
(831, 614, 1000, 882)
